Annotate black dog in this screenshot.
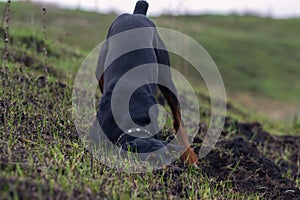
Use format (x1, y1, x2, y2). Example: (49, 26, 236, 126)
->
(94, 1, 198, 164)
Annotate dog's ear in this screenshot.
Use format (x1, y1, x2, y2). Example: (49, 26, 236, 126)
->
(133, 1, 149, 15)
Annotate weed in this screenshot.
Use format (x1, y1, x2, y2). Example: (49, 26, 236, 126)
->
(2, 0, 10, 69)
(42, 7, 48, 69)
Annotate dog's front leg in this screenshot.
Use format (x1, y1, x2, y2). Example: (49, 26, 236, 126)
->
(158, 85, 199, 165)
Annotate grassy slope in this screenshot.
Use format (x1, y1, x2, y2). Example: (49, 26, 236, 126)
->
(0, 7, 259, 200)
(1, 2, 298, 130)
(3, 2, 300, 105)
(0, 2, 299, 200)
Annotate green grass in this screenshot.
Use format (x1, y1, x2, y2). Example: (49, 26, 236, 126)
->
(0, 58, 258, 199)
(179, 15, 300, 103)
(0, 1, 299, 199)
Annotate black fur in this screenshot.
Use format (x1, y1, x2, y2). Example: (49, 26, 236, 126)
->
(133, 1, 149, 15)
(92, 1, 184, 159)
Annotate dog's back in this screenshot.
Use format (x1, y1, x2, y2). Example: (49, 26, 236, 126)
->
(104, 0, 152, 37)
(96, 1, 163, 142)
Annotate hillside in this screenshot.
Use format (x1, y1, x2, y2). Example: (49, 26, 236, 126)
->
(1, 2, 300, 121)
(0, 1, 299, 199)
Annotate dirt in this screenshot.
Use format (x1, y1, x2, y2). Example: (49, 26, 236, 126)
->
(151, 118, 300, 199)
(193, 118, 300, 199)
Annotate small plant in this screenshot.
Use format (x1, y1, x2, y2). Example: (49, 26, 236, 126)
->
(293, 115, 300, 130)
(42, 7, 48, 71)
(2, 0, 11, 69)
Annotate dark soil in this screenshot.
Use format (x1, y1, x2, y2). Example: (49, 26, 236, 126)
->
(193, 118, 300, 199)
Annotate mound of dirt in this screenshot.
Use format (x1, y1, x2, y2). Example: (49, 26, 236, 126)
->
(193, 118, 300, 199)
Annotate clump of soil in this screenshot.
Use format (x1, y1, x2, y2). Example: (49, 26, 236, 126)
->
(193, 118, 300, 199)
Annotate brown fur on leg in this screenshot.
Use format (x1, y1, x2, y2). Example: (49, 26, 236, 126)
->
(158, 85, 199, 165)
(98, 75, 104, 93)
